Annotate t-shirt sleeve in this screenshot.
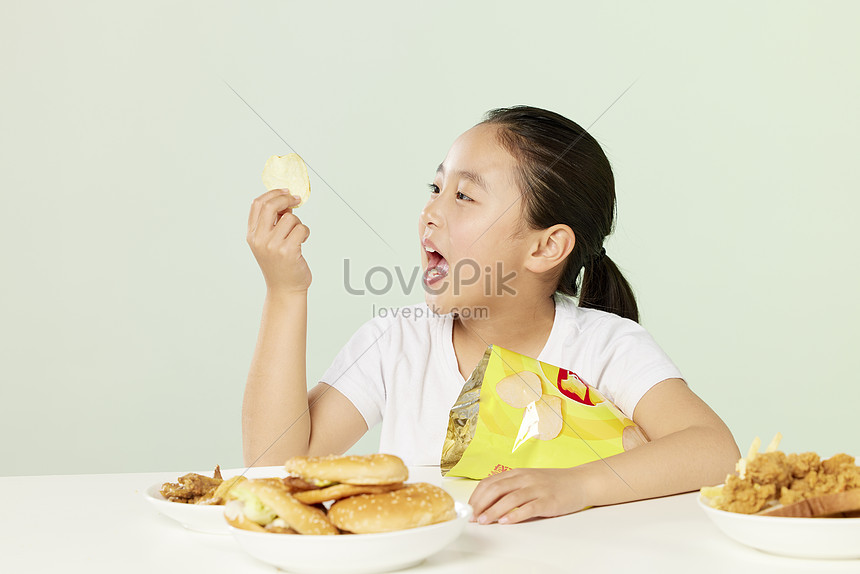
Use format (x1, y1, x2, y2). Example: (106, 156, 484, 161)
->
(588, 317, 684, 419)
(318, 315, 392, 430)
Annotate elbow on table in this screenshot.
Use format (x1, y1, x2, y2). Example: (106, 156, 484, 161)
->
(704, 424, 741, 486)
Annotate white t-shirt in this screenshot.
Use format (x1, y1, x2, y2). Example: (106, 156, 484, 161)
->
(319, 292, 683, 466)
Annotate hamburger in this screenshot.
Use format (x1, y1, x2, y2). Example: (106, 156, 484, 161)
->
(224, 478, 338, 535)
(328, 482, 457, 534)
(284, 453, 409, 504)
(222, 453, 459, 535)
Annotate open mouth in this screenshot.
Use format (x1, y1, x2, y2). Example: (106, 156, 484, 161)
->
(423, 247, 450, 286)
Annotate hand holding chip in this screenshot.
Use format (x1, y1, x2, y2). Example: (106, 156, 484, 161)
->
(246, 154, 313, 295)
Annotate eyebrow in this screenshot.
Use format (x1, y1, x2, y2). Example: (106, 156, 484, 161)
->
(436, 163, 490, 192)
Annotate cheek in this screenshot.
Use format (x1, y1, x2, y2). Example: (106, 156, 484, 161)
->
(448, 213, 491, 252)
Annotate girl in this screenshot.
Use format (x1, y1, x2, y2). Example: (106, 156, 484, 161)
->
(242, 106, 740, 525)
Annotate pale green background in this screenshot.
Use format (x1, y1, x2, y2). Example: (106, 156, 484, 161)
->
(1, 1, 858, 476)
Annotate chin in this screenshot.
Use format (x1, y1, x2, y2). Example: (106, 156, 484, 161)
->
(423, 290, 452, 315)
(424, 288, 489, 320)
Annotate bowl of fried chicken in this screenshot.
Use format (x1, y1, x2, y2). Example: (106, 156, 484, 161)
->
(699, 434, 860, 559)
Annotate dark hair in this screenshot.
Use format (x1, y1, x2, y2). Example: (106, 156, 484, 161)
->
(480, 105, 639, 323)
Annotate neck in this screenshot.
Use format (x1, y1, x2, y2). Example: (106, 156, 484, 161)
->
(453, 293, 556, 357)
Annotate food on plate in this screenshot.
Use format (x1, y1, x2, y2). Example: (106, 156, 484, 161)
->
(282, 454, 410, 511)
(328, 482, 457, 534)
(225, 478, 281, 524)
(224, 454, 458, 535)
(700, 433, 860, 516)
(757, 489, 860, 518)
(284, 453, 408, 486)
(233, 480, 339, 535)
(292, 482, 404, 505)
(261, 153, 311, 207)
(160, 466, 226, 504)
(224, 503, 267, 532)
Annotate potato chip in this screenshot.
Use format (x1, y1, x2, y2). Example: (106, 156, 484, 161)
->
(261, 153, 311, 207)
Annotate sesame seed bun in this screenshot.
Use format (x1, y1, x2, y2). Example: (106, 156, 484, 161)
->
(327, 482, 457, 534)
(243, 480, 338, 535)
(284, 454, 408, 486)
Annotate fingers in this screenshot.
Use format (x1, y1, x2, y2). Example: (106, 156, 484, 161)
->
(466, 468, 578, 525)
(247, 189, 302, 234)
(472, 485, 537, 525)
(248, 189, 286, 231)
(496, 500, 544, 524)
(467, 471, 524, 520)
(272, 211, 310, 244)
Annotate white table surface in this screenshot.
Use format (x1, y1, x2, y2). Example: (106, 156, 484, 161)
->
(1, 466, 858, 574)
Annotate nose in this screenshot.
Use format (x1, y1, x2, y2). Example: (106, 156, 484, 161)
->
(419, 194, 444, 231)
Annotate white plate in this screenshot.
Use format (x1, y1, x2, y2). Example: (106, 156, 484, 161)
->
(143, 467, 285, 534)
(230, 501, 473, 574)
(698, 490, 860, 559)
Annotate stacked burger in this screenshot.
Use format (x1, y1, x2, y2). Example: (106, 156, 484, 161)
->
(224, 454, 457, 534)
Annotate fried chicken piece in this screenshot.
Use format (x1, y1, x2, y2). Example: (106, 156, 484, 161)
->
(715, 475, 777, 514)
(821, 453, 857, 475)
(193, 489, 223, 505)
(705, 436, 860, 515)
(781, 472, 838, 505)
(779, 453, 860, 506)
(744, 452, 793, 490)
(786, 452, 820, 478)
(160, 472, 223, 501)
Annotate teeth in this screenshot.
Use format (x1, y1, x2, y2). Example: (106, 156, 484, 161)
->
(425, 246, 436, 253)
(428, 268, 441, 278)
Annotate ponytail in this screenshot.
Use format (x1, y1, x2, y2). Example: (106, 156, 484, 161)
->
(579, 253, 639, 323)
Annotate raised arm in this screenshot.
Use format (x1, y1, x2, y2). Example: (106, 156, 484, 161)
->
(467, 378, 740, 524)
(241, 190, 366, 466)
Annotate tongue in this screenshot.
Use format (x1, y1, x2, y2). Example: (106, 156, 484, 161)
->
(425, 253, 449, 280)
(428, 251, 442, 268)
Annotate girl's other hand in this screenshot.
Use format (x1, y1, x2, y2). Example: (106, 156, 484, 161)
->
(467, 467, 588, 525)
(246, 189, 312, 296)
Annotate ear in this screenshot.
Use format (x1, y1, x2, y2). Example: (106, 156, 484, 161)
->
(524, 224, 575, 274)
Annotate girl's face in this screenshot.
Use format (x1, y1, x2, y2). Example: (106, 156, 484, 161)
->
(419, 123, 533, 314)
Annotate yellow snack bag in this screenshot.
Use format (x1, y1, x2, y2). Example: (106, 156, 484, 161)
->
(441, 345, 647, 478)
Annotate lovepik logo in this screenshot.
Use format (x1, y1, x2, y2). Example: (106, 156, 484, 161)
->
(342, 259, 517, 297)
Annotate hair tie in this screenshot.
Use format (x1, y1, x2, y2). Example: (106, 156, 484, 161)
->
(593, 247, 606, 264)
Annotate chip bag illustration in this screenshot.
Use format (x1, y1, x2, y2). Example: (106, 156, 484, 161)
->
(441, 345, 648, 478)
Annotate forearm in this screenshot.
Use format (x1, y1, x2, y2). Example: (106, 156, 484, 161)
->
(242, 291, 311, 466)
(579, 424, 740, 507)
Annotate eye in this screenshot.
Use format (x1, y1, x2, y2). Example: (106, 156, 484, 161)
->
(426, 183, 473, 202)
